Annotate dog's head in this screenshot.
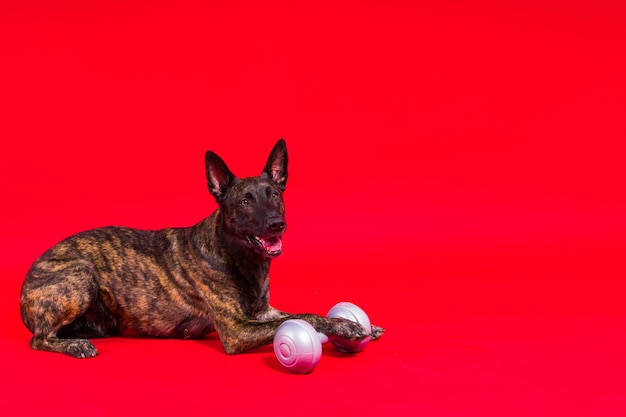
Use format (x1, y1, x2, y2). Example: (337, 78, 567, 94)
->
(205, 139, 288, 258)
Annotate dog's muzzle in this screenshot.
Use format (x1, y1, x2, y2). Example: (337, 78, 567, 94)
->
(247, 234, 283, 257)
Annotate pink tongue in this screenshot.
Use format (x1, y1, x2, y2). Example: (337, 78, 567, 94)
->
(261, 237, 282, 252)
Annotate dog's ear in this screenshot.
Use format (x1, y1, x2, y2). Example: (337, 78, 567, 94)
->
(205, 151, 236, 200)
(262, 139, 288, 190)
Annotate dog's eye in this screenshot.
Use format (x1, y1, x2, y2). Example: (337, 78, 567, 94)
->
(240, 199, 249, 206)
(271, 192, 279, 200)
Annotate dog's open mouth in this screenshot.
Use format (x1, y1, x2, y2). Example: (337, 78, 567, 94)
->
(246, 234, 283, 256)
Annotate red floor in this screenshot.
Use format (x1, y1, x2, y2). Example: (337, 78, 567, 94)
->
(1, 1, 625, 416)
(2, 243, 625, 416)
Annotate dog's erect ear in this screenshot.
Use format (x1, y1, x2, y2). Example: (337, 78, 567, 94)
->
(262, 139, 288, 190)
(205, 151, 236, 200)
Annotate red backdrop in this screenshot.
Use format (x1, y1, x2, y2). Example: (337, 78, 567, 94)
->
(1, 1, 625, 416)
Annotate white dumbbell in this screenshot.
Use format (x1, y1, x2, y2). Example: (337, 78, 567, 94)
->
(273, 302, 372, 374)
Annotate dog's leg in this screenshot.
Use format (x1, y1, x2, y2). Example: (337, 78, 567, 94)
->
(21, 261, 100, 358)
(30, 334, 98, 359)
(256, 307, 386, 341)
(215, 313, 370, 354)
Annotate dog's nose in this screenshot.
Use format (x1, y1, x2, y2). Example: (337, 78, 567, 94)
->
(267, 218, 286, 233)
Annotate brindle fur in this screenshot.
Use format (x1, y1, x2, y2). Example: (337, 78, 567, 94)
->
(20, 139, 384, 358)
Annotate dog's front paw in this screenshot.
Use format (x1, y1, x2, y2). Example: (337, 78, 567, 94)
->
(328, 318, 370, 341)
(370, 324, 385, 340)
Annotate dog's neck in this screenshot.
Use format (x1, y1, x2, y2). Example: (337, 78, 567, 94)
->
(192, 211, 271, 280)
(190, 211, 272, 316)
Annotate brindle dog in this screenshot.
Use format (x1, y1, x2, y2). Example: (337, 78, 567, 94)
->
(20, 139, 384, 358)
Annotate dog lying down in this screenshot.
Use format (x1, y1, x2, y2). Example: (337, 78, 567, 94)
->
(20, 139, 384, 358)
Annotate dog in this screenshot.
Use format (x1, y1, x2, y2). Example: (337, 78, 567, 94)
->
(20, 139, 384, 358)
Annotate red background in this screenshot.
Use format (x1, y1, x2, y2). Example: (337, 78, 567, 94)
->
(1, 1, 625, 416)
